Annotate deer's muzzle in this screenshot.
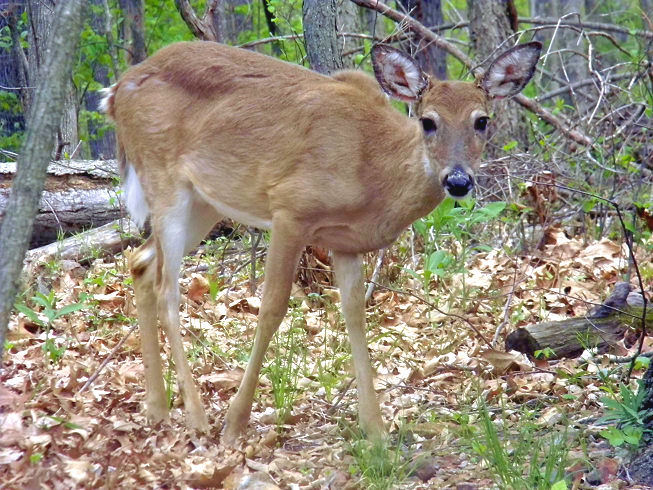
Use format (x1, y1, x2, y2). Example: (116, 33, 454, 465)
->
(443, 166, 474, 198)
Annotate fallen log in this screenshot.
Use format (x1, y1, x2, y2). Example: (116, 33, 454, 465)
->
(0, 159, 121, 247)
(506, 282, 651, 359)
(24, 217, 141, 274)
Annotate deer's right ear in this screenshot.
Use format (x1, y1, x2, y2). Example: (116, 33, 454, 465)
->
(372, 45, 428, 102)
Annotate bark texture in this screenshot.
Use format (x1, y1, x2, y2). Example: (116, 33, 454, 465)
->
(26, 0, 79, 158)
(336, 0, 363, 68)
(398, 0, 447, 79)
(119, 0, 146, 64)
(0, 160, 121, 247)
(0, 0, 84, 360)
(468, 0, 529, 157)
(24, 217, 139, 275)
(303, 0, 343, 74)
(175, 0, 223, 42)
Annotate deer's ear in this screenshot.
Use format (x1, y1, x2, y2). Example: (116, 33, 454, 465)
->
(371, 45, 428, 102)
(481, 41, 542, 99)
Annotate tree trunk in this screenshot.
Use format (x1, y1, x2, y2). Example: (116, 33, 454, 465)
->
(26, 0, 79, 158)
(84, 0, 117, 159)
(0, 4, 27, 149)
(175, 0, 224, 42)
(218, 0, 252, 44)
(0, 0, 84, 361)
(5, 3, 29, 110)
(398, 0, 446, 79)
(303, 0, 343, 74)
(468, 0, 529, 157)
(119, 0, 147, 64)
(336, 0, 363, 68)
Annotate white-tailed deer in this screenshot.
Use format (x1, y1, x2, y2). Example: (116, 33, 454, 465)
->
(102, 40, 541, 443)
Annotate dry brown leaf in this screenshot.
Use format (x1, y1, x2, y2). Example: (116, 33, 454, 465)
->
(198, 368, 244, 391)
(188, 274, 210, 302)
(482, 349, 533, 374)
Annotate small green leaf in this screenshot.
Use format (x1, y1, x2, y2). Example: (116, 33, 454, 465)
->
(15, 304, 44, 326)
(55, 302, 88, 318)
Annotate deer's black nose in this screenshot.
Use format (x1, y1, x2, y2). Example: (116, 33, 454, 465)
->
(443, 166, 474, 198)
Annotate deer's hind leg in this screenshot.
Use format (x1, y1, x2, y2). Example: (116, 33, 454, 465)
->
(134, 189, 221, 431)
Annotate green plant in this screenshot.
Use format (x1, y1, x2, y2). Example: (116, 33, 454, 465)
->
(29, 452, 44, 464)
(347, 431, 415, 490)
(15, 291, 87, 364)
(264, 306, 307, 425)
(598, 380, 652, 448)
(535, 347, 556, 359)
(457, 400, 571, 489)
(408, 198, 507, 297)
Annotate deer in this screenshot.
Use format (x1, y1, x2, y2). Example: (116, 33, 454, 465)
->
(101, 40, 541, 444)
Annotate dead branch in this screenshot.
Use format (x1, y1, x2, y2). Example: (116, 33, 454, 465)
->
(520, 17, 653, 40)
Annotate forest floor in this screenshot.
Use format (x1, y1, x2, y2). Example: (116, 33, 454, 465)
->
(1, 226, 652, 489)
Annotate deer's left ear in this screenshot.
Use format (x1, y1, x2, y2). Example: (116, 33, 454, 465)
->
(371, 45, 429, 102)
(480, 41, 542, 99)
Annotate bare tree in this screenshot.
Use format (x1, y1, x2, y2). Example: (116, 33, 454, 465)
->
(0, 0, 84, 361)
(84, 0, 116, 159)
(336, 0, 363, 67)
(532, 0, 588, 108)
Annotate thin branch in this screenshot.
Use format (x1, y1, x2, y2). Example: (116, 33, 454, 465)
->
(536, 73, 633, 102)
(78, 323, 138, 393)
(365, 248, 385, 303)
(520, 17, 653, 40)
(368, 280, 493, 348)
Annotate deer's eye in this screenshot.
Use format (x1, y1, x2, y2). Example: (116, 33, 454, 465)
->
(420, 117, 437, 134)
(474, 116, 489, 132)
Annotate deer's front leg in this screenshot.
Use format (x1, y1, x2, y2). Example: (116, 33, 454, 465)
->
(333, 252, 386, 440)
(222, 218, 304, 445)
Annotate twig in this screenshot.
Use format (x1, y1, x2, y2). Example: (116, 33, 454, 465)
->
(536, 73, 632, 102)
(492, 265, 518, 347)
(365, 248, 385, 303)
(249, 228, 263, 295)
(519, 17, 653, 40)
(606, 351, 653, 364)
(368, 280, 492, 348)
(78, 323, 138, 393)
(326, 377, 356, 415)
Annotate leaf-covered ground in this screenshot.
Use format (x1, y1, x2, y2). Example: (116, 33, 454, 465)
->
(1, 227, 651, 489)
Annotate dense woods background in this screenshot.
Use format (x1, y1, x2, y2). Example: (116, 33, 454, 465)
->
(1, 0, 652, 488)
